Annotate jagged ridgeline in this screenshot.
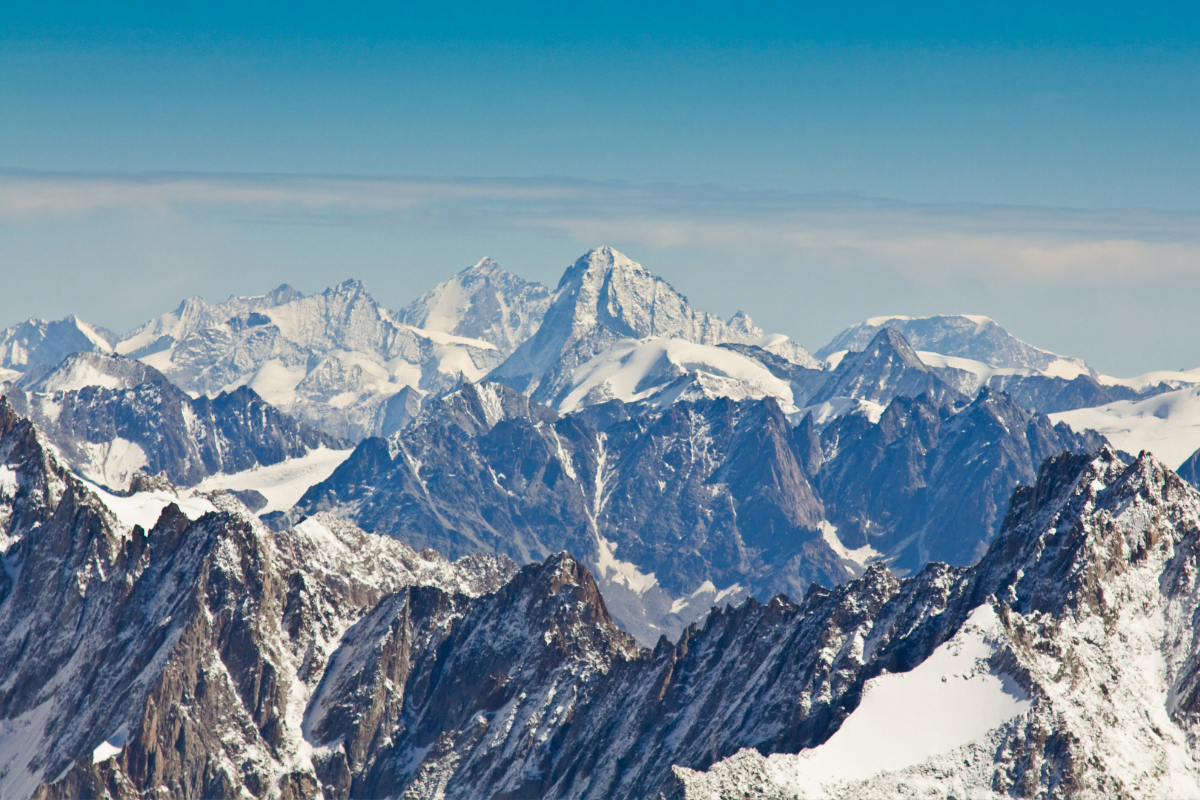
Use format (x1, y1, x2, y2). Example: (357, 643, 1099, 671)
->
(290, 379, 1102, 643)
(4, 246, 1200, 798)
(7, 391, 1200, 798)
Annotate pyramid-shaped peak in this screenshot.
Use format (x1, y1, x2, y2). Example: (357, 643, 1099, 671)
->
(860, 327, 927, 369)
(557, 246, 648, 289)
(727, 310, 762, 337)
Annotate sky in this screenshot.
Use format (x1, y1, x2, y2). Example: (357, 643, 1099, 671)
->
(2, 1, 1199, 375)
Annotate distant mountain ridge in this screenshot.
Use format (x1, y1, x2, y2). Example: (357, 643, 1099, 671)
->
(397, 257, 552, 354)
(817, 314, 1092, 375)
(290, 378, 1102, 642)
(488, 247, 819, 405)
(1, 352, 346, 491)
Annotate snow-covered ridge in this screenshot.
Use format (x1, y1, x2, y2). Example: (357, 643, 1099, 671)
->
(818, 314, 1090, 375)
(1052, 385, 1200, 469)
(677, 448, 1200, 798)
(555, 337, 798, 414)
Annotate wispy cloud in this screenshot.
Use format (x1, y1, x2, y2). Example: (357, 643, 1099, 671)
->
(3, 168, 1198, 286)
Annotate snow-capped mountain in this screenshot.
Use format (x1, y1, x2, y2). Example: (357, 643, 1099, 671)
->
(488, 247, 818, 406)
(0, 315, 116, 379)
(397, 257, 552, 355)
(807, 327, 966, 412)
(818, 314, 1092, 376)
(678, 447, 1200, 798)
(1, 352, 347, 491)
(0, 398, 516, 799)
(290, 380, 1099, 642)
(818, 314, 1199, 415)
(113, 279, 504, 441)
(8, 391, 1200, 798)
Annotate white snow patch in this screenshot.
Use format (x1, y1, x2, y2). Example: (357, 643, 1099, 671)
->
(406, 326, 496, 350)
(34, 362, 128, 393)
(92, 726, 130, 763)
(77, 438, 149, 491)
(595, 533, 658, 595)
(758, 604, 1029, 797)
(85, 481, 217, 532)
(246, 360, 309, 409)
(1051, 386, 1200, 469)
(558, 337, 794, 414)
(819, 521, 881, 570)
(189, 447, 355, 514)
(823, 350, 848, 370)
(800, 396, 886, 426)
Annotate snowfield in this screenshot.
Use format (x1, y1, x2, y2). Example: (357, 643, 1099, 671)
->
(188, 446, 355, 514)
(1051, 385, 1200, 469)
(556, 337, 797, 414)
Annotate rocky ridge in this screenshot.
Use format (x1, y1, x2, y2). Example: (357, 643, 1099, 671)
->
(0, 397, 517, 799)
(1, 352, 346, 491)
(8, 387, 1200, 798)
(676, 446, 1200, 798)
(291, 379, 1101, 643)
(397, 257, 552, 355)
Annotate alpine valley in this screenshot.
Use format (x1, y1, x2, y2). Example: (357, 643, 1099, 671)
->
(4, 247, 1200, 799)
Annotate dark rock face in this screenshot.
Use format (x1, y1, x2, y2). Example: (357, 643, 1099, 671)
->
(293, 382, 839, 640)
(0, 398, 516, 799)
(11, 398, 1199, 799)
(808, 328, 964, 409)
(292, 379, 1101, 641)
(1180, 446, 1200, 490)
(1, 352, 346, 489)
(815, 387, 1106, 571)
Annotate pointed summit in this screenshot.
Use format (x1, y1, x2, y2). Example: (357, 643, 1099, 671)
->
(489, 247, 765, 403)
(726, 310, 763, 338)
(398, 256, 551, 355)
(809, 327, 963, 407)
(0, 315, 116, 374)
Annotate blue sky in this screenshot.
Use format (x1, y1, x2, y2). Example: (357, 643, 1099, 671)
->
(2, 2, 1199, 374)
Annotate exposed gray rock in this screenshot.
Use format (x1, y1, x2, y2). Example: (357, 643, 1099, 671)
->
(292, 378, 1102, 643)
(1, 352, 346, 490)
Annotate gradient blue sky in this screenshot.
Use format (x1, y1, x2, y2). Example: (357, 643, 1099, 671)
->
(3, 2, 1199, 374)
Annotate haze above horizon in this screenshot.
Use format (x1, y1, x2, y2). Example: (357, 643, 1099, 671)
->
(3, 1, 1198, 375)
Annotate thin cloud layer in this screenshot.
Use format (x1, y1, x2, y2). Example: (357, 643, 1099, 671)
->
(2, 169, 1198, 286)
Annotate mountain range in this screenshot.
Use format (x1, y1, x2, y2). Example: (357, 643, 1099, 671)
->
(4, 246, 1200, 797)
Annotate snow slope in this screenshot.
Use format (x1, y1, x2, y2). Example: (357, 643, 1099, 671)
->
(677, 604, 1030, 799)
(113, 280, 503, 441)
(1051, 385, 1200, 469)
(555, 337, 797, 414)
(397, 257, 551, 354)
(188, 446, 354, 514)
